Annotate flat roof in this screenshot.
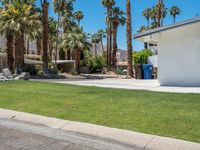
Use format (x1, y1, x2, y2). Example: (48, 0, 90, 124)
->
(134, 17, 200, 39)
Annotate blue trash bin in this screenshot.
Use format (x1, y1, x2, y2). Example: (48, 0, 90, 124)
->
(142, 64, 153, 79)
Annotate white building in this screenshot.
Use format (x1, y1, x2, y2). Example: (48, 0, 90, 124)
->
(134, 17, 200, 86)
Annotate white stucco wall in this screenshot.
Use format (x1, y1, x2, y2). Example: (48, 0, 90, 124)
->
(148, 55, 158, 67)
(158, 22, 200, 86)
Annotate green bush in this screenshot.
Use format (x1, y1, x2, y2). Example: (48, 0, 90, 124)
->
(88, 55, 106, 72)
(133, 49, 152, 64)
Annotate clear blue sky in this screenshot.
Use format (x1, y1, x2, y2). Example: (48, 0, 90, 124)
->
(39, 0, 200, 51)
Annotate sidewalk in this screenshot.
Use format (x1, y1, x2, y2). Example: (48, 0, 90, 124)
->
(0, 108, 199, 150)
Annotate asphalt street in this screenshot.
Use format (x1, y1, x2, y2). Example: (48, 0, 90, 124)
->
(0, 119, 139, 150)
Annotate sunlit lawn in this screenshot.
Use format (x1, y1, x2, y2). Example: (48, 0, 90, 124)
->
(0, 81, 200, 143)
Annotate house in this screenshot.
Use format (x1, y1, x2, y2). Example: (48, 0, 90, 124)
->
(134, 17, 200, 86)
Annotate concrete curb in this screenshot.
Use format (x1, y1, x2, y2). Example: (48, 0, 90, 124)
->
(0, 108, 199, 150)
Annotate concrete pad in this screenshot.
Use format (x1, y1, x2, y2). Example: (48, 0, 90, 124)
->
(61, 121, 154, 148)
(0, 108, 70, 129)
(146, 136, 200, 150)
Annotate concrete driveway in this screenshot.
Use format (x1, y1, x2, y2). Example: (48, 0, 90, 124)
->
(32, 78, 200, 93)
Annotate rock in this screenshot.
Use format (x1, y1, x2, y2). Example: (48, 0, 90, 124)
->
(120, 75, 132, 79)
(2, 68, 13, 79)
(14, 72, 30, 80)
(0, 74, 9, 81)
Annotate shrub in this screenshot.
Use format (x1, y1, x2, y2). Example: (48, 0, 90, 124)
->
(133, 49, 152, 64)
(88, 55, 106, 72)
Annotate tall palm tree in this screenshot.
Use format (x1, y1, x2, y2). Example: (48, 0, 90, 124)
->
(48, 17, 57, 61)
(62, 27, 89, 73)
(111, 7, 126, 70)
(169, 6, 181, 23)
(73, 11, 84, 26)
(41, 0, 49, 74)
(126, 0, 133, 77)
(142, 8, 151, 27)
(102, 0, 115, 71)
(0, 1, 40, 74)
(0, 0, 14, 72)
(157, 0, 166, 27)
(53, 0, 75, 66)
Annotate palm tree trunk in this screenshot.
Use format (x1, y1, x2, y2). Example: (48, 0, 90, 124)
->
(42, 0, 49, 74)
(107, 8, 112, 71)
(106, 27, 109, 69)
(109, 22, 112, 71)
(75, 48, 80, 74)
(94, 43, 97, 55)
(67, 49, 70, 60)
(100, 38, 105, 53)
(15, 35, 24, 74)
(49, 40, 53, 61)
(22, 32, 26, 54)
(112, 24, 118, 70)
(173, 16, 176, 23)
(55, 12, 60, 69)
(157, 0, 162, 27)
(6, 34, 14, 73)
(78, 20, 80, 26)
(126, 0, 133, 77)
(36, 39, 42, 55)
(27, 39, 30, 54)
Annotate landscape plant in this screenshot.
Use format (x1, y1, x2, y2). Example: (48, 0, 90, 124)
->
(133, 49, 152, 64)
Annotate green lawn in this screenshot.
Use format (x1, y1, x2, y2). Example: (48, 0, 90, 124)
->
(0, 81, 200, 143)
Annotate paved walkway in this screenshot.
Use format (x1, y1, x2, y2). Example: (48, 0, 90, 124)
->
(0, 108, 199, 150)
(32, 78, 200, 93)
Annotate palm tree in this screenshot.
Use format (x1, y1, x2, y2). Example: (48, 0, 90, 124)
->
(150, 4, 167, 28)
(102, 0, 115, 71)
(73, 11, 84, 26)
(41, 0, 49, 74)
(97, 29, 106, 54)
(53, 0, 75, 66)
(48, 17, 57, 61)
(0, 0, 14, 72)
(111, 7, 126, 70)
(91, 33, 101, 55)
(126, 0, 133, 77)
(142, 8, 151, 27)
(137, 26, 147, 33)
(169, 6, 181, 23)
(62, 27, 89, 73)
(157, 0, 163, 27)
(150, 6, 158, 24)
(0, 1, 40, 74)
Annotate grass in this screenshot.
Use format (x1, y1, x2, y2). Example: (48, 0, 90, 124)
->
(0, 81, 200, 143)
